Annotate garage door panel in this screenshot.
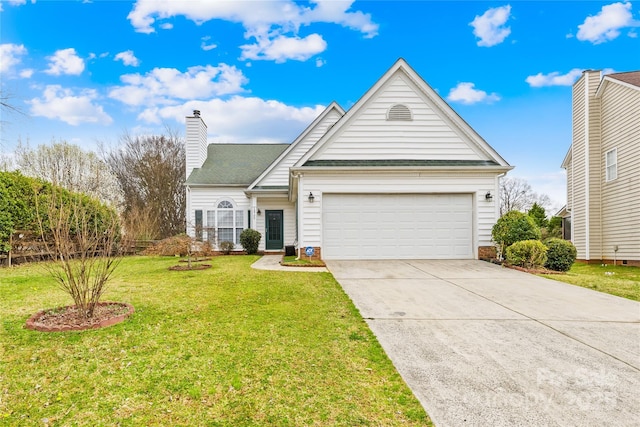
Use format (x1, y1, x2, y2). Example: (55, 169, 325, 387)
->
(322, 194, 473, 260)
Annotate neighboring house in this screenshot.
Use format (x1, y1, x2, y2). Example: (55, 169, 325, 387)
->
(562, 70, 640, 266)
(185, 59, 512, 260)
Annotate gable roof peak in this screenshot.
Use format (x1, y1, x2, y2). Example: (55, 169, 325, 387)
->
(294, 58, 511, 168)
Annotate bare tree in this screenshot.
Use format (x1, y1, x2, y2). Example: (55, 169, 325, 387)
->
(15, 140, 123, 211)
(105, 130, 185, 240)
(499, 177, 552, 216)
(35, 185, 122, 319)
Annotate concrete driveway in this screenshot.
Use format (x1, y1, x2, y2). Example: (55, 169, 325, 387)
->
(326, 259, 640, 427)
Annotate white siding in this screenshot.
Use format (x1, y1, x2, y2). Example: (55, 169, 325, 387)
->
(187, 187, 250, 247)
(185, 115, 208, 178)
(187, 187, 295, 252)
(254, 198, 296, 252)
(600, 81, 640, 261)
(311, 73, 487, 161)
(257, 109, 342, 187)
(298, 171, 498, 258)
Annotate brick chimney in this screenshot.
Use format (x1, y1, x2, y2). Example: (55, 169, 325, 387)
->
(185, 109, 208, 179)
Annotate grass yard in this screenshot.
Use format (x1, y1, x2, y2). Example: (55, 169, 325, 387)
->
(540, 263, 640, 301)
(0, 256, 431, 426)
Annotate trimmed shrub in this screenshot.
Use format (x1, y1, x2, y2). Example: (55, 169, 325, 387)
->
(506, 240, 548, 269)
(544, 238, 577, 272)
(239, 229, 261, 255)
(219, 240, 234, 255)
(492, 210, 541, 258)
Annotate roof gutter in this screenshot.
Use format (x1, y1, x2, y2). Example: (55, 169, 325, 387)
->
(290, 165, 514, 173)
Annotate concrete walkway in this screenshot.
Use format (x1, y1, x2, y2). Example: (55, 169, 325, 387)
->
(251, 255, 328, 272)
(326, 259, 640, 427)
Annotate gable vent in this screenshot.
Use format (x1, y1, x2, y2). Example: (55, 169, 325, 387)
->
(387, 104, 412, 121)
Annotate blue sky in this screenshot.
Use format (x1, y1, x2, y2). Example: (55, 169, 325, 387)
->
(1, 1, 639, 210)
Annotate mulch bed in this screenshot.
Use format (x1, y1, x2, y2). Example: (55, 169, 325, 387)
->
(168, 264, 212, 271)
(25, 302, 134, 332)
(280, 261, 327, 267)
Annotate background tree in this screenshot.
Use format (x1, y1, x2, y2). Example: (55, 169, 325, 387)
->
(527, 202, 548, 229)
(499, 177, 552, 216)
(15, 140, 123, 211)
(105, 130, 185, 240)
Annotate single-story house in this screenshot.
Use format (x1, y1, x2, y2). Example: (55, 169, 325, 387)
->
(185, 58, 512, 260)
(562, 69, 640, 265)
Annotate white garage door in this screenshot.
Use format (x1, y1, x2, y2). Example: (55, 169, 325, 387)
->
(322, 194, 473, 260)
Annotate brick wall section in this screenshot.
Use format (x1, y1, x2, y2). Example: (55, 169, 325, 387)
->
(577, 258, 640, 267)
(298, 246, 322, 261)
(478, 246, 497, 260)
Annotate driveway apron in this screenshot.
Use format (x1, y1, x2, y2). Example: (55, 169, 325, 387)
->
(326, 260, 640, 427)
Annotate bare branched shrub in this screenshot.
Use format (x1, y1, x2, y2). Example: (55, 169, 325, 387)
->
(122, 204, 159, 241)
(35, 185, 123, 319)
(143, 234, 192, 257)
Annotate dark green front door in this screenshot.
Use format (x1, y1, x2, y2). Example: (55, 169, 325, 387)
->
(265, 210, 283, 250)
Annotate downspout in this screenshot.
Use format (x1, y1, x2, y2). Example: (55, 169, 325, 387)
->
(251, 196, 257, 231)
(185, 186, 191, 235)
(296, 173, 304, 260)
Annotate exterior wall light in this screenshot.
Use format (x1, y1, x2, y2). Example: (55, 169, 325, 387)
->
(257, 208, 262, 215)
(308, 192, 315, 202)
(485, 191, 493, 201)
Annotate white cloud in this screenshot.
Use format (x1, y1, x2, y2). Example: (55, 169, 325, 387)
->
(127, 0, 377, 62)
(138, 96, 326, 143)
(526, 68, 584, 87)
(0, 43, 27, 74)
(240, 33, 327, 63)
(28, 85, 113, 126)
(45, 48, 85, 76)
(447, 82, 500, 104)
(160, 22, 173, 30)
(109, 64, 247, 106)
(115, 50, 141, 66)
(200, 36, 217, 51)
(19, 69, 34, 78)
(302, 0, 379, 38)
(470, 5, 512, 47)
(315, 57, 326, 67)
(577, 2, 638, 44)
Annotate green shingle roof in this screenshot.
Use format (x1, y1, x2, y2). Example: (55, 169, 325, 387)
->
(303, 159, 500, 167)
(186, 144, 288, 185)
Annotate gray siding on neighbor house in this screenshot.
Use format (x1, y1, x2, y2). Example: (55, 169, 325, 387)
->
(566, 156, 573, 212)
(571, 74, 587, 259)
(599, 81, 640, 261)
(586, 71, 603, 260)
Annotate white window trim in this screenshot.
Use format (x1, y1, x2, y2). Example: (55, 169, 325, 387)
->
(605, 148, 617, 182)
(207, 199, 245, 245)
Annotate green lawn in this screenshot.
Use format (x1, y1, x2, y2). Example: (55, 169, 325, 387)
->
(0, 256, 431, 426)
(541, 263, 640, 301)
(281, 255, 326, 267)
